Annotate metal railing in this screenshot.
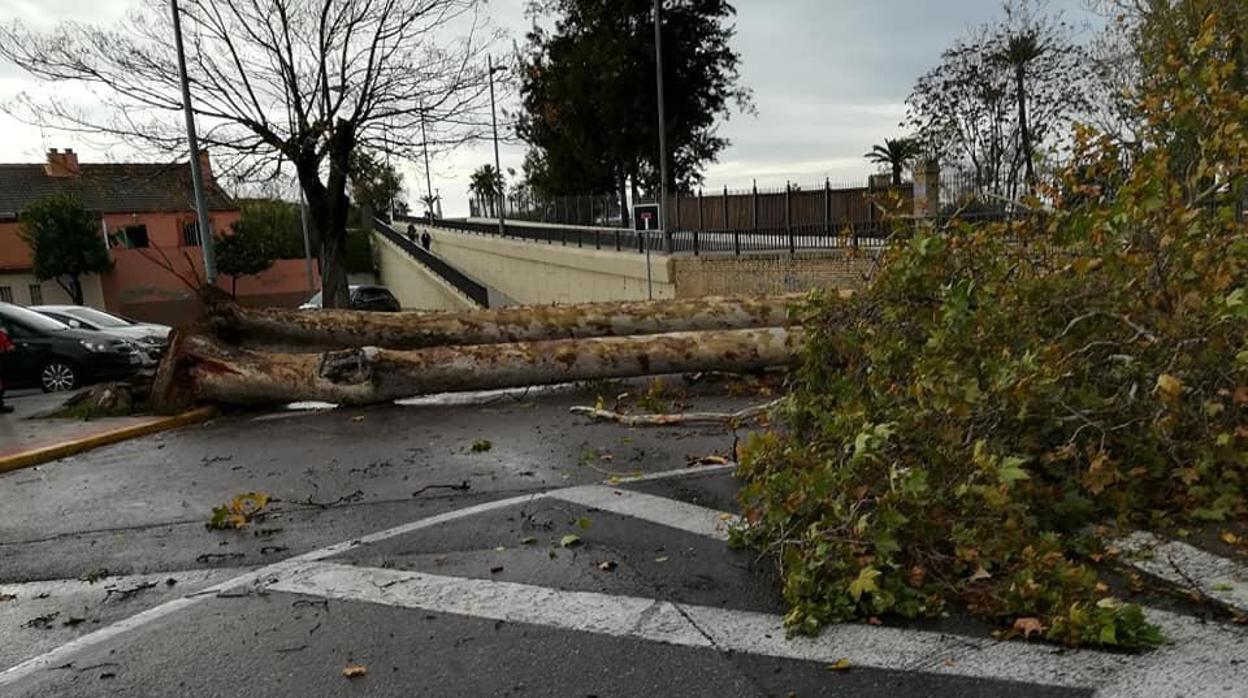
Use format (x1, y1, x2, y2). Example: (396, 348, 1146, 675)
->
(373, 218, 489, 308)
(404, 214, 901, 256)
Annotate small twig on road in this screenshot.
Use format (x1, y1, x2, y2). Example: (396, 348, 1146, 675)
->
(570, 399, 782, 427)
(104, 581, 157, 602)
(412, 481, 472, 498)
(302, 485, 365, 509)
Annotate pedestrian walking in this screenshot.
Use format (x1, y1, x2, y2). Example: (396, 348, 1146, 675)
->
(421, 231, 432, 251)
(406, 224, 417, 244)
(0, 326, 15, 414)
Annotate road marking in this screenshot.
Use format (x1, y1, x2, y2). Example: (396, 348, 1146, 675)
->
(269, 561, 1145, 691)
(613, 462, 736, 484)
(1094, 607, 1248, 697)
(0, 463, 726, 689)
(1114, 531, 1248, 613)
(551, 485, 738, 540)
(270, 561, 710, 649)
(0, 567, 251, 601)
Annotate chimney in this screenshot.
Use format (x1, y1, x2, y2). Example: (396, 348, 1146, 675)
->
(197, 149, 214, 181)
(44, 147, 81, 178)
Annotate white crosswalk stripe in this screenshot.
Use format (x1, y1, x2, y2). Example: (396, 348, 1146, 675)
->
(1114, 531, 1248, 613)
(550, 484, 738, 540)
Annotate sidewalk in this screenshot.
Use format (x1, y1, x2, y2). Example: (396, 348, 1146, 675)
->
(0, 390, 212, 471)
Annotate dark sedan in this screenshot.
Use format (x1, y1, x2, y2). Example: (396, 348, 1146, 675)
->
(299, 285, 401, 312)
(0, 303, 143, 392)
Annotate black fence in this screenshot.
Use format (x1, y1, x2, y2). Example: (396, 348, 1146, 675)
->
(373, 218, 489, 307)
(398, 214, 898, 257)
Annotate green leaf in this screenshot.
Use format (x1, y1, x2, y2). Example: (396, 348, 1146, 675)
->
(559, 534, 582, 548)
(998, 457, 1030, 485)
(576, 517, 593, 530)
(848, 566, 881, 602)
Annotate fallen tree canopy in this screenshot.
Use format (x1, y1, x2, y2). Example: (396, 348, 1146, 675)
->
(732, 18, 1248, 650)
(154, 327, 802, 408)
(204, 293, 801, 351)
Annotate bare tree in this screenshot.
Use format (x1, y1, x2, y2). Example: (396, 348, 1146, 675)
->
(0, 0, 495, 308)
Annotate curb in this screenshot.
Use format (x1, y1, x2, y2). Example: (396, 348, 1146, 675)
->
(0, 407, 218, 474)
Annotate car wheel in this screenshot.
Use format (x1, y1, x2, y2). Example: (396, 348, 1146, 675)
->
(41, 360, 79, 393)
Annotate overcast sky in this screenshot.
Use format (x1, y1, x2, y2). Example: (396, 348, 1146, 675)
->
(0, 0, 1099, 216)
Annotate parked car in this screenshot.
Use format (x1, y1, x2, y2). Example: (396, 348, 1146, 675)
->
(299, 285, 401, 312)
(32, 305, 171, 364)
(0, 303, 143, 392)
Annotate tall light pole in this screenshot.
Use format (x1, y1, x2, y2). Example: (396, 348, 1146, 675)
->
(488, 55, 505, 236)
(654, 0, 670, 254)
(420, 104, 436, 223)
(171, 0, 216, 283)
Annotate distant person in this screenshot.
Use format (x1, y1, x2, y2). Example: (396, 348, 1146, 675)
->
(0, 326, 13, 414)
(406, 223, 417, 244)
(421, 231, 432, 251)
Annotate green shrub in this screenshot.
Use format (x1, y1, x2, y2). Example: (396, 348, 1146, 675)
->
(733, 14, 1247, 650)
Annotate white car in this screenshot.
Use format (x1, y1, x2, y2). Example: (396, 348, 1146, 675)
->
(31, 305, 171, 366)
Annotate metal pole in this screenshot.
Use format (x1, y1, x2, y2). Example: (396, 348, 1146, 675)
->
(171, 0, 215, 283)
(654, 0, 671, 254)
(488, 55, 505, 237)
(420, 105, 435, 224)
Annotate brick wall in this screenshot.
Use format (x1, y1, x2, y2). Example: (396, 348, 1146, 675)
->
(671, 250, 878, 298)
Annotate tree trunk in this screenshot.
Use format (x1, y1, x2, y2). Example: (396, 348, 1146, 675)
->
(203, 295, 801, 351)
(1016, 65, 1037, 191)
(154, 327, 802, 408)
(618, 171, 630, 228)
(69, 275, 84, 305)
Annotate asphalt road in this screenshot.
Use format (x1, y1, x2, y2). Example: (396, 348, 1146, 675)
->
(1, 380, 1245, 697)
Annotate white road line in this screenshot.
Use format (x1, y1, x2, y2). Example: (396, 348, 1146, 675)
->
(269, 561, 1144, 691)
(1095, 608, 1248, 697)
(550, 485, 737, 540)
(269, 561, 711, 649)
(0, 567, 252, 601)
(0, 463, 727, 689)
(613, 462, 736, 484)
(1114, 531, 1248, 613)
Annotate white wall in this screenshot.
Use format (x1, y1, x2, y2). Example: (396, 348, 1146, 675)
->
(0, 272, 106, 308)
(372, 232, 480, 312)
(419, 225, 675, 305)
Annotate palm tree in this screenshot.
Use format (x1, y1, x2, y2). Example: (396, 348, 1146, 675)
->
(994, 29, 1045, 191)
(468, 165, 504, 217)
(865, 138, 922, 186)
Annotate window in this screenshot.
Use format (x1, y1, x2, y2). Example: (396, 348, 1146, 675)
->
(182, 221, 201, 247)
(0, 286, 11, 303)
(28, 284, 42, 305)
(120, 225, 150, 249)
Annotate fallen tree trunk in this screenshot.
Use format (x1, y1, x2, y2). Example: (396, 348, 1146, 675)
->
(206, 295, 800, 351)
(154, 328, 802, 408)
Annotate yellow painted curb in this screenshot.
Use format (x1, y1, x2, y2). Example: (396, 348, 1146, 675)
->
(0, 407, 218, 474)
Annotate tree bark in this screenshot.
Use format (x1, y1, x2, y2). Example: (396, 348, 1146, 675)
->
(204, 295, 801, 352)
(154, 327, 802, 409)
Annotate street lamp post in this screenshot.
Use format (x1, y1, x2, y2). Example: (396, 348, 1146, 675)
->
(420, 105, 436, 224)
(488, 55, 505, 237)
(170, 0, 216, 283)
(654, 0, 670, 254)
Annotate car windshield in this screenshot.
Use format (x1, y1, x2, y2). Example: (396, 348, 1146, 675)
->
(305, 291, 323, 306)
(1, 304, 72, 332)
(64, 307, 133, 328)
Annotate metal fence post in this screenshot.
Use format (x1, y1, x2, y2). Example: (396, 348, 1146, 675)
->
(786, 181, 795, 255)
(698, 188, 705, 231)
(752, 180, 759, 231)
(674, 190, 682, 231)
(824, 177, 831, 237)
